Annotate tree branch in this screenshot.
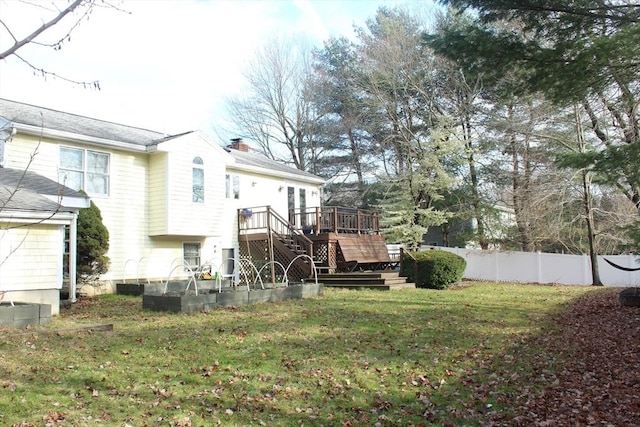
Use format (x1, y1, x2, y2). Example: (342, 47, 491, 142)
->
(0, 0, 86, 60)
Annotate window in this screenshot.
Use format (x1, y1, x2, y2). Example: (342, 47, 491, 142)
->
(225, 174, 240, 199)
(183, 242, 201, 270)
(287, 186, 295, 223)
(59, 147, 110, 195)
(192, 157, 204, 203)
(299, 188, 307, 226)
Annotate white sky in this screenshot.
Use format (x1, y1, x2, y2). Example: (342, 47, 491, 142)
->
(0, 0, 434, 139)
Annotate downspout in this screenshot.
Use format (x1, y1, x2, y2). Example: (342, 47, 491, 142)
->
(69, 211, 78, 303)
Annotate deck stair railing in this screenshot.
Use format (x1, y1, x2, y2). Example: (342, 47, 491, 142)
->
(238, 206, 313, 280)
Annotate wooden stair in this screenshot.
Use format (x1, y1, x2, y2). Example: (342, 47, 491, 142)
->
(313, 271, 415, 290)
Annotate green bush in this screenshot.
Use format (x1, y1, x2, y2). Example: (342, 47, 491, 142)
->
(402, 249, 466, 290)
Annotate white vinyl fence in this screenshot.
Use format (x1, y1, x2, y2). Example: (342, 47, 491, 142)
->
(389, 245, 640, 287)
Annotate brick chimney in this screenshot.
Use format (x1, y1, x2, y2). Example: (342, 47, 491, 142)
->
(229, 138, 249, 152)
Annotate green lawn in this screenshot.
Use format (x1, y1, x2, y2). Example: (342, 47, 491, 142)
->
(0, 283, 599, 426)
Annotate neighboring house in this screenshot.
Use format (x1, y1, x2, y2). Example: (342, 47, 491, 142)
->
(424, 203, 516, 249)
(0, 99, 324, 310)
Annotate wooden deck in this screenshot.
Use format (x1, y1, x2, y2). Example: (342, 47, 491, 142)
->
(238, 206, 403, 282)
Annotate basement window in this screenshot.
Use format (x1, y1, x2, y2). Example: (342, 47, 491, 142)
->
(183, 242, 201, 270)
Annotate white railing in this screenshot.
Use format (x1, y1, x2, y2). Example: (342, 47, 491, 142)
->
(388, 244, 640, 287)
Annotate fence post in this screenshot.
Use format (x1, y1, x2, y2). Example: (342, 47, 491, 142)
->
(537, 251, 542, 284)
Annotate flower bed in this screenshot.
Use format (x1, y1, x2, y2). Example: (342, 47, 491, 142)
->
(116, 283, 145, 296)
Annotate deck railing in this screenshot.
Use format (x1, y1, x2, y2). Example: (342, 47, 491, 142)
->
(288, 206, 380, 235)
(238, 205, 313, 258)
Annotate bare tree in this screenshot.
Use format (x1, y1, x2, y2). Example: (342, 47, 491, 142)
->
(0, 0, 122, 88)
(0, 0, 116, 302)
(225, 35, 324, 172)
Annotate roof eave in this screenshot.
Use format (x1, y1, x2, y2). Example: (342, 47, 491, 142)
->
(14, 123, 149, 153)
(0, 210, 76, 224)
(227, 163, 325, 184)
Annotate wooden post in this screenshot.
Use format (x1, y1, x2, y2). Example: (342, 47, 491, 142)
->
(315, 207, 321, 234)
(267, 207, 276, 285)
(333, 207, 338, 233)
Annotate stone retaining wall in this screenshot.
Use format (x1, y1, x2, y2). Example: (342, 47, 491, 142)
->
(0, 303, 51, 328)
(142, 283, 323, 313)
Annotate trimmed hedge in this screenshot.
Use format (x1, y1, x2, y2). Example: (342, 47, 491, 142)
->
(403, 250, 466, 290)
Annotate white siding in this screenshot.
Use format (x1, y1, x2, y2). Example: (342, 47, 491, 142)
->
(0, 224, 63, 291)
(150, 133, 226, 237)
(148, 152, 168, 235)
(4, 129, 324, 288)
(90, 148, 148, 281)
(5, 134, 64, 181)
(225, 167, 323, 215)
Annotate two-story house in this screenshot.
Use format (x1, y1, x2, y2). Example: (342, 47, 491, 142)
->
(0, 99, 324, 314)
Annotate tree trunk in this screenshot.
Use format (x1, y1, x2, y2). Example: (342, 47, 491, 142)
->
(575, 104, 603, 286)
(463, 114, 488, 249)
(583, 170, 603, 286)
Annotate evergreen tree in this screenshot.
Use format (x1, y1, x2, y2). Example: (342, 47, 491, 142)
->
(76, 198, 110, 281)
(429, 1, 640, 217)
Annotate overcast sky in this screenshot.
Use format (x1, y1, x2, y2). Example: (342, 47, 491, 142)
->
(0, 0, 435, 139)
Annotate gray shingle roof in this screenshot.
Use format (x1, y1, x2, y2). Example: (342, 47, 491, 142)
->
(0, 185, 60, 212)
(225, 147, 324, 182)
(0, 168, 87, 212)
(0, 98, 168, 146)
(0, 98, 324, 184)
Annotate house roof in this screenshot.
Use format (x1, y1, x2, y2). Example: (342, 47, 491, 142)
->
(225, 148, 325, 184)
(0, 98, 168, 146)
(0, 185, 60, 212)
(0, 98, 325, 184)
(0, 168, 89, 212)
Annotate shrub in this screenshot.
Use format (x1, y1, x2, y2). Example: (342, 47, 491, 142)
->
(403, 249, 466, 290)
(77, 198, 110, 281)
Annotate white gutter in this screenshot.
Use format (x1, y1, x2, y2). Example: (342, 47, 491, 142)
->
(14, 123, 151, 153)
(226, 163, 326, 184)
(0, 210, 76, 225)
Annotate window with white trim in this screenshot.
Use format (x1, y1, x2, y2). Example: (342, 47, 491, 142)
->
(192, 156, 204, 203)
(225, 173, 240, 199)
(59, 147, 110, 196)
(183, 242, 201, 270)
